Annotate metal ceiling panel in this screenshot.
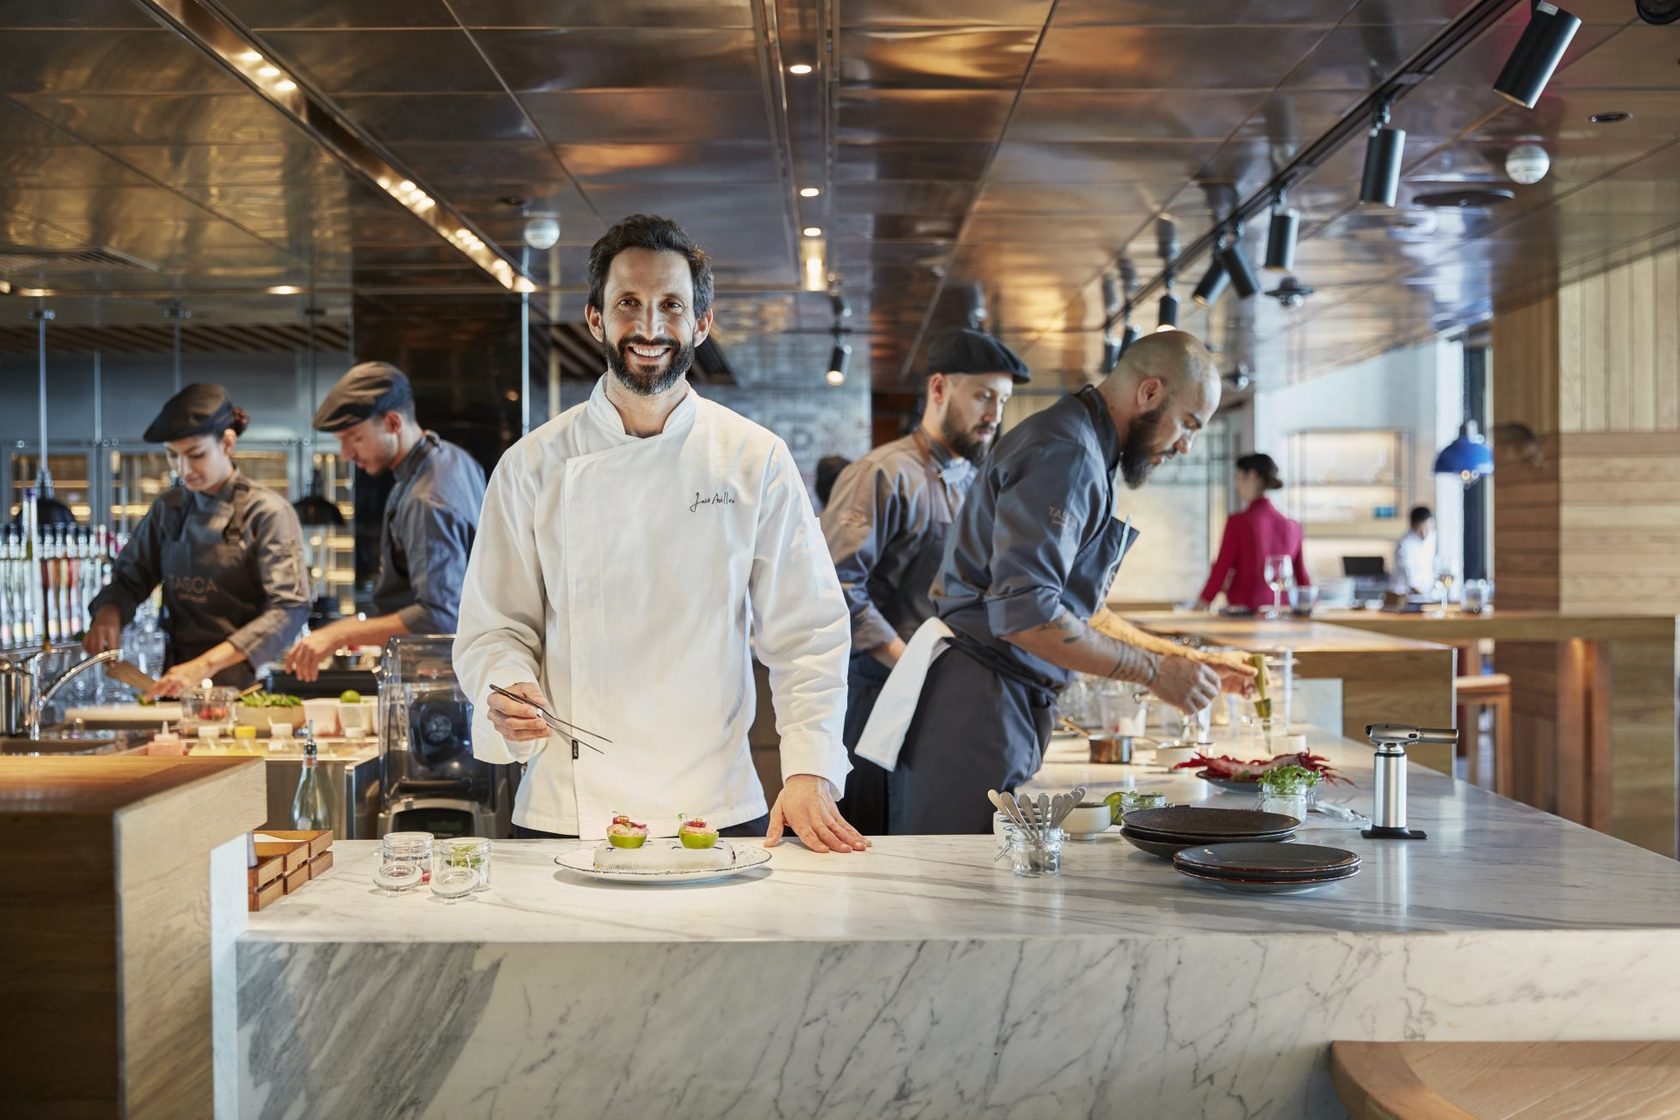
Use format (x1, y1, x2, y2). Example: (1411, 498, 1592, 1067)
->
(1006, 91, 1269, 143)
(1029, 26, 1336, 90)
(253, 30, 504, 94)
(333, 93, 539, 142)
(519, 89, 771, 143)
(1052, 0, 1361, 25)
(989, 141, 1223, 184)
(452, 0, 756, 29)
(473, 29, 761, 91)
(833, 181, 977, 216)
(0, 30, 242, 94)
(218, 0, 457, 29)
(838, 140, 996, 181)
(554, 143, 781, 185)
(838, 89, 1015, 142)
(841, 0, 1051, 27)
(839, 28, 1040, 88)
(7, 1, 163, 30)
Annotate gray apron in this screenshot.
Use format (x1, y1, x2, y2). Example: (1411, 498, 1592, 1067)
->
(160, 493, 263, 687)
(841, 444, 959, 835)
(889, 393, 1140, 835)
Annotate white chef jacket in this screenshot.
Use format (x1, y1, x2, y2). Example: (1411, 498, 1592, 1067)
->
(1394, 530, 1436, 595)
(452, 376, 852, 838)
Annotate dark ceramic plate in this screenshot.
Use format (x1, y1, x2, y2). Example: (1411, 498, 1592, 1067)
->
(1194, 771, 1264, 792)
(1174, 864, 1359, 894)
(1118, 827, 1293, 860)
(1119, 821, 1297, 844)
(1123, 806, 1300, 837)
(1174, 842, 1360, 880)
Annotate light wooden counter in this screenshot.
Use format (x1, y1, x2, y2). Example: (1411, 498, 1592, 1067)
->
(1123, 611, 1459, 773)
(0, 755, 267, 1118)
(1318, 609, 1678, 857)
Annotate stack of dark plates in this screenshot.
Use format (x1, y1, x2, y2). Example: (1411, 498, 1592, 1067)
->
(1117, 806, 1299, 859)
(1172, 842, 1361, 894)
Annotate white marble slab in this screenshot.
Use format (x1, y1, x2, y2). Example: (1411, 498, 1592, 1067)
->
(239, 734, 1680, 1119)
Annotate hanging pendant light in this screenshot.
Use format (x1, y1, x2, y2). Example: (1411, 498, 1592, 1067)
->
(1433, 420, 1494, 486)
(23, 306, 76, 527)
(292, 304, 344, 528)
(165, 302, 190, 392)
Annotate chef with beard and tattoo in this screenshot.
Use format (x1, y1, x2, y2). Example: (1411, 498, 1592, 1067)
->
(857, 330, 1257, 834)
(453, 214, 869, 853)
(819, 328, 1027, 834)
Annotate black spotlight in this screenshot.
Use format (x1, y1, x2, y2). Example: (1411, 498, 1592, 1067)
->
(1359, 106, 1405, 208)
(1494, 3, 1582, 108)
(825, 340, 850, 385)
(1192, 254, 1229, 308)
(1101, 332, 1122, 374)
(1217, 237, 1261, 299)
(1158, 292, 1179, 330)
(1264, 206, 1298, 273)
(1119, 323, 1139, 354)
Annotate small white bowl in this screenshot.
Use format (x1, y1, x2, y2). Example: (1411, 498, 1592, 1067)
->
(1061, 802, 1113, 839)
(1154, 744, 1199, 769)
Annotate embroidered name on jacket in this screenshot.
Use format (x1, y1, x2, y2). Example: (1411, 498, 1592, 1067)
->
(690, 489, 738, 512)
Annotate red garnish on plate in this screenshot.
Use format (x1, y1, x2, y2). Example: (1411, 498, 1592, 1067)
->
(1172, 751, 1348, 785)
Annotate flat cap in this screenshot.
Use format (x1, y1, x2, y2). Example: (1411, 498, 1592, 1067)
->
(312, 361, 414, 432)
(143, 383, 240, 443)
(925, 328, 1030, 384)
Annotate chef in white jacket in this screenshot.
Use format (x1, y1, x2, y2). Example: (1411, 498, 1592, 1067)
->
(453, 213, 869, 854)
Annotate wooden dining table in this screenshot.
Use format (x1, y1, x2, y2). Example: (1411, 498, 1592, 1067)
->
(1316, 608, 1678, 857)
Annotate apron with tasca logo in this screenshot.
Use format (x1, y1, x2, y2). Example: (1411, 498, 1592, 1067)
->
(160, 487, 263, 687)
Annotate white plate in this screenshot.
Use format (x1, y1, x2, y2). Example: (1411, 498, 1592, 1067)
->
(554, 844, 771, 884)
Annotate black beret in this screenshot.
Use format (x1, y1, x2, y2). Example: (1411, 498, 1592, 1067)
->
(925, 328, 1030, 384)
(312, 361, 414, 433)
(142, 383, 239, 443)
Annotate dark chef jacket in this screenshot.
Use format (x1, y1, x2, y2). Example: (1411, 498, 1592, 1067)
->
(89, 473, 310, 684)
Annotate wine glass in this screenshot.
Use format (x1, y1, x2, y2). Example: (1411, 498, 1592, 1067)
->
(1433, 557, 1459, 617)
(1263, 554, 1295, 620)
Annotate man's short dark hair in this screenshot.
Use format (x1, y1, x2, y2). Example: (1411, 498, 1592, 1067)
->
(1410, 505, 1434, 529)
(586, 214, 715, 318)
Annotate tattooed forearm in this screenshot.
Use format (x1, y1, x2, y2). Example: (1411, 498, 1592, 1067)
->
(1007, 608, 1162, 682)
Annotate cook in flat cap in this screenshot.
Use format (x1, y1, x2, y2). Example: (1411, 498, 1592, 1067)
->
(817, 327, 1024, 834)
(284, 361, 486, 680)
(85, 384, 309, 696)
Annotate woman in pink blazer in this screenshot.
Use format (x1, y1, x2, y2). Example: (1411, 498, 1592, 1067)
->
(1195, 453, 1310, 614)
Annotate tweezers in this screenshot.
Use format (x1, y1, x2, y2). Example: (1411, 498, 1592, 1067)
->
(488, 684, 610, 754)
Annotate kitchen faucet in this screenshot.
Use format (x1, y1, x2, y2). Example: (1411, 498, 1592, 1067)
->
(29, 648, 122, 740)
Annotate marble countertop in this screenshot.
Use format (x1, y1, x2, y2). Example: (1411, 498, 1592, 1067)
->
(246, 734, 1680, 946)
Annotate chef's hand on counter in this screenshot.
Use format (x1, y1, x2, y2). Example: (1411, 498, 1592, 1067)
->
(84, 605, 123, 656)
(765, 774, 871, 854)
(1148, 654, 1222, 713)
(484, 681, 554, 741)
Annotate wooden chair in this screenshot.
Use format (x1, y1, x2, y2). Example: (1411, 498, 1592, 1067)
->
(1331, 1040, 1680, 1119)
(1455, 672, 1512, 795)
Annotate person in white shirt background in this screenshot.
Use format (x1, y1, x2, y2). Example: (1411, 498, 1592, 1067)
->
(452, 213, 869, 854)
(1394, 504, 1437, 594)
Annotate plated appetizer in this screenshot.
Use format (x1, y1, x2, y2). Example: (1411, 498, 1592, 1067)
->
(606, 814, 649, 849)
(678, 816, 719, 849)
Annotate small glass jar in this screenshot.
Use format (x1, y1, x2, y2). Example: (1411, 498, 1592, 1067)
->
(375, 831, 433, 892)
(1249, 716, 1282, 756)
(1259, 791, 1310, 821)
(1007, 827, 1064, 877)
(1113, 790, 1166, 823)
(433, 837, 492, 895)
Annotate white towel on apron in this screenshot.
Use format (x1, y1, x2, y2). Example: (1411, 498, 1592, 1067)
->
(855, 616, 954, 770)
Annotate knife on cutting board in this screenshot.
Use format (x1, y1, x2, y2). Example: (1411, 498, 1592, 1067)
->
(105, 659, 160, 694)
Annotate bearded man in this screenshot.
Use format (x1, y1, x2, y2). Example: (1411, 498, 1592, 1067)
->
(819, 328, 1027, 834)
(875, 329, 1257, 834)
(453, 213, 869, 854)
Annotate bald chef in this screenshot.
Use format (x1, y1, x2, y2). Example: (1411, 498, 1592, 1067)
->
(453, 213, 868, 853)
